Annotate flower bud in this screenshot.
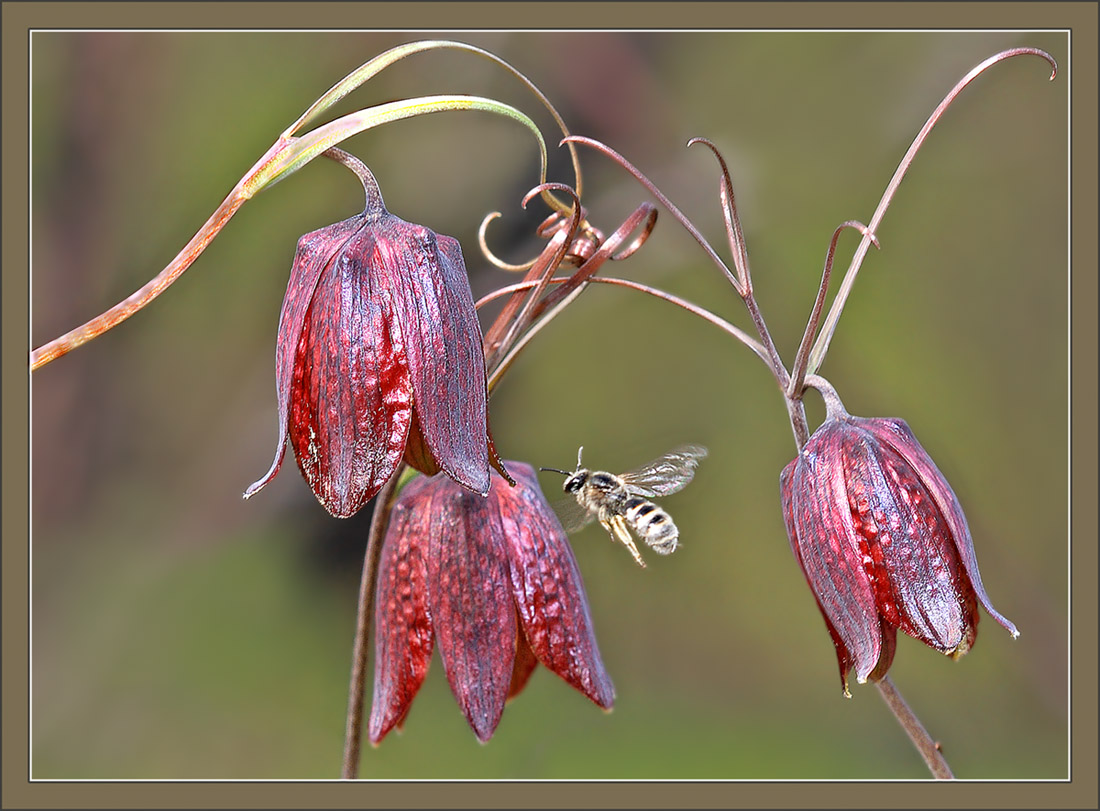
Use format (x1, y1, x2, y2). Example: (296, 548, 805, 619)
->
(781, 409, 1018, 695)
(245, 167, 508, 517)
(370, 463, 614, 743)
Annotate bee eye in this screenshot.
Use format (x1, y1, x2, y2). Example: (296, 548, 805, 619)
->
(564, 473, 585, 493)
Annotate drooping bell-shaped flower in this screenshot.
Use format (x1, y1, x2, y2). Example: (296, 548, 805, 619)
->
(370, 462, 614, 744)
(780, 388, 1018, 695)
(245, 157, 508, 517)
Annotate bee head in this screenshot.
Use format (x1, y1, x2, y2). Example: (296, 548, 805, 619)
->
(563, 470, 588, 493)
(540, 446, 589, 493)
(562, 446, 589, 492)
(539, 465, 588, 492)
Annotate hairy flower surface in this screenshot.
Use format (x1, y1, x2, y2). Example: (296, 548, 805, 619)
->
(781, 410, 1018, 695)
(246, 179, 507, 517)
(370, 462, 614, 743)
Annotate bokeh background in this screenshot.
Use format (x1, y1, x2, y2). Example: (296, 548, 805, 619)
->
(31, 31, 1068, 779)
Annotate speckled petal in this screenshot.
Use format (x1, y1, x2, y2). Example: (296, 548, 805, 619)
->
(286, 224, 414, 518)
(427, 478, 517, 742)
(782, 460, 855, 694)
(369, 475, 435, 744)
(785, 425, 884, 684)
(861, 417, 1016, 638)
(244, 216, 364, 501)
(844, 429, 977, 654)
(375, 220, 491, 495)
(496, 463, 615, 709)
(506, 625, 540, 701)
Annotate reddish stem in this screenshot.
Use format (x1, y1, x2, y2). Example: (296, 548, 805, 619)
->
(342, 467, 403, 780)
(875, 676, 954, 779)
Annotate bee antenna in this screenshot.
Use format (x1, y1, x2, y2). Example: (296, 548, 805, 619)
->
(576, 446, 584, 469)
(539, 467, 571, 477)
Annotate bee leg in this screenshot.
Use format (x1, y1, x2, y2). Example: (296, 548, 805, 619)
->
(599, 516, 647, 568)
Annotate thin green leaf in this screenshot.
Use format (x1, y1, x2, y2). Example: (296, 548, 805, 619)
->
(285, 40, 456, 137)
(247, 95, 548, 196)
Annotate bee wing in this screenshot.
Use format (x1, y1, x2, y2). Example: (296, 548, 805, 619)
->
(551, 496, 596, 534)
(619, 444, 708, 498)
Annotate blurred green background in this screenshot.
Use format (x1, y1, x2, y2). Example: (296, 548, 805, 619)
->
(31, 31, 1067, 779)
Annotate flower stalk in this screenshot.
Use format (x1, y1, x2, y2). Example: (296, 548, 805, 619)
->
(875, 676, 954, 779)
(341, 465, 404, 780)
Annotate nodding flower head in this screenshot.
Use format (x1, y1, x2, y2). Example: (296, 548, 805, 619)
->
(369, 462, 614, 744)
(245, 158, 508, 518)
(780, 391, 1018, 696)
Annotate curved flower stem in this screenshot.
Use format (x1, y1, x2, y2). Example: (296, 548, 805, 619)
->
(592, 278, 770, 364)
(805, 47, 1057, 376)
(802, 373, 848, 422)
(478, 275, 769, 368)
(875, 676, 954, 779)
(323, 147, 384, 213)
(341, 464, 404, 780)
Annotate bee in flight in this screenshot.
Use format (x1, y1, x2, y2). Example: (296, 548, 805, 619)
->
(541, 444, 707, 568)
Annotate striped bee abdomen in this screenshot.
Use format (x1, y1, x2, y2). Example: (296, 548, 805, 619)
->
(625, 495, 679, 555)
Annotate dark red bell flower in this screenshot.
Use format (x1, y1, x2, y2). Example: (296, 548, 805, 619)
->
(245, 162, 507, 518)
(369, 462, 614, 744)
(780, 397, 1019, 696)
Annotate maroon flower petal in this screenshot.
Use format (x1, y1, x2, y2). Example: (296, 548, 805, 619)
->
(788, 427, 884, 684)
(506, 623, 540, 701)
(402, 408, 440, 477)
(375, 219, 491, 496)
(369, 475, 435, 744)
(783, 408, 1016, 691)
(244, 216, 364, 500)
(487, 425, 515, 486)
(286, 224, 414, 517)
(846, 431, 974, 653)
(869, 621, 898, 682)
(496, 464, 615, 709)
(427, 479, 517, 742)
(861, 417, 1018, 638)
(782, 461, 856, 694)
